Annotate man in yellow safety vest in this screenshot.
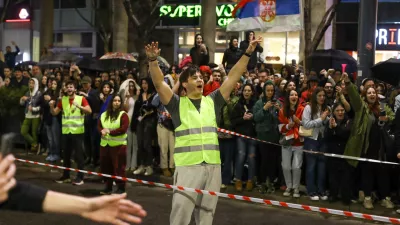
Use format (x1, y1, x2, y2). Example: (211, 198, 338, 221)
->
(145, 36, 262, 225)
(50, 80, 92, 186)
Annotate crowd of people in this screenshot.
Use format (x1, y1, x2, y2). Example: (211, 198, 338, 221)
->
(0, 31, 399, 216)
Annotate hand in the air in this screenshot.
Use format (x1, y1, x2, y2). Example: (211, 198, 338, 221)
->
(145, 42, 161, 59)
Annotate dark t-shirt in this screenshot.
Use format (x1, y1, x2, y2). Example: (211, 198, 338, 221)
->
(165, 89, 226, 128)
(0, 181, 47, 212)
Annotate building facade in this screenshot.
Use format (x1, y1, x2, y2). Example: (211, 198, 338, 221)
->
(0, 0, 97, 63)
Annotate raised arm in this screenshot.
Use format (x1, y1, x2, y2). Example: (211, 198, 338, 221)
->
(219, 36, 262, 100)
(145, 42, 173, 105)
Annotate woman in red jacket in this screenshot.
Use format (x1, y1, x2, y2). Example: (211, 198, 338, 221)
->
(98, 94, 129, 194)
(278, 89, 304, 198)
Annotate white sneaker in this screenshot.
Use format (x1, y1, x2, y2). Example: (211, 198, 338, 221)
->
(293, 189, 300, 198)
(133, 165, 145, 175)
(144, 166, 153, 176)
(320, 195, 328, 201)
(310, 195, 319, 201)
(283, 188, 292, 197)
(381, 197, 394, 209)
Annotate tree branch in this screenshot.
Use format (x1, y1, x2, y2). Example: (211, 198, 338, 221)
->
(308, 0, 341, 53)
(71, 0, 95, 28)
(0, 0, 11, 23)
(123, 0, 141, 27)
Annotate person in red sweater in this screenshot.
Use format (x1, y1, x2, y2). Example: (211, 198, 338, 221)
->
(278, 89, 304, 198)
(200, 65, 220, 96)
(300, 76, 319, 106)
(98, 94, 130, 194)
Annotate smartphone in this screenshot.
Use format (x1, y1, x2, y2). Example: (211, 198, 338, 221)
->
(1, 133, 17, 155)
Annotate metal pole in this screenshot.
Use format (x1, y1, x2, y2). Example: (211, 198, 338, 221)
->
(285, 32, 288, 64)
(356, 0, 378, 87)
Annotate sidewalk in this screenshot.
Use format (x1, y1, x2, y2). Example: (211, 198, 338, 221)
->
(13, 149, 400, 221)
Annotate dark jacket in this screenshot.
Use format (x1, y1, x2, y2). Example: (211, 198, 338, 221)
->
(230, 98, 256, 137)
(0, 182, 47, 212)
(325, 118, 351, 155)
(222, 46, 243, 70)
(239, 31, 263, 69)
(190, 46, 210, 66)
(4, 46, 20, 69)
(41, 88, 61, 125)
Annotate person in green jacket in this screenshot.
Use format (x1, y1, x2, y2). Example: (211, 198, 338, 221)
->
(253, 80, 282, 193)
(342, 73, 395, 210)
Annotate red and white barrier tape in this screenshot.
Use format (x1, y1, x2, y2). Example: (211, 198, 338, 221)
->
(15, 158, 400, 224)
(216, 128, 400, 166)
(159, 111, 399, 166)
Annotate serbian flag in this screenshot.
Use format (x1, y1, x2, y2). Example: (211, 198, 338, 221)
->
(227, 0, 302, 32)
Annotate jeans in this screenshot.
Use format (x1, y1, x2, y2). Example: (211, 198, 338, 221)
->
(45, 117, 61, 158)
(219, 138, 236, 185)
(304, 137, 326, 195)
(62, 134, 85, 179)
(21, 118, 40, 145)
(281, 145, 303, 189)
(235, 137, 257, 181)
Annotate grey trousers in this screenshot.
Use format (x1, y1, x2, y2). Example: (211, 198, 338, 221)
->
(126, 129, 138, 169)
(281, 145, 303, 189)
(170, 164, 221, 225)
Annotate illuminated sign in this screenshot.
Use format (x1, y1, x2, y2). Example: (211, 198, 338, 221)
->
(19, 8, 29, 19)
(4, 0, 31, 23)
(375, 25, 400, 50)
(159, 4, 235, 27)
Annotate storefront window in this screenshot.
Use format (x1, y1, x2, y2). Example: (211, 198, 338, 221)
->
(258, 31, 300, 65)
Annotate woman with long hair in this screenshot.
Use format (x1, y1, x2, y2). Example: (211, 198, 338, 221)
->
(253, 80, 282, 193)
(132, 78, 157, 176)
(98, 94, 129, 194)
(41, 78, 61, 162)
(325, 102, 354, 204)
(230, 84, 257, 191)
(278, 89, 304, 198)
(342, 73, 395, 209)
(189, 34, 209, 66)
(122, 80, 140, 171)
(302, 87, 330, 201)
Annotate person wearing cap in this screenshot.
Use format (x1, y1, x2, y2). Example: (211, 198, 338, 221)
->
(79, 76, 101, 167)
(10, 67, 29, 88)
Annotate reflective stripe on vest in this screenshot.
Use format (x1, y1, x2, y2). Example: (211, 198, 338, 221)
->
(100, 111, 127, 147)
(61, 96, 85, 134)
(174, 96, 220, 167)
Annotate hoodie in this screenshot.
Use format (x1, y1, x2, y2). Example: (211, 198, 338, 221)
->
(20, 78, 42, 119)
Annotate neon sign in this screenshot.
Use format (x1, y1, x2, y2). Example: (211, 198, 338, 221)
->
(159, 4, 236, 27)
(376, 28, 400, 45)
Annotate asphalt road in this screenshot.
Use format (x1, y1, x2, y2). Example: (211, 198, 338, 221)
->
(0, 156, 393, 225)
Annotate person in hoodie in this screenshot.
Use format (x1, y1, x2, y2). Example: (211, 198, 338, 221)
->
(240, 31, 263, 71)
(222, 37, 243, 73)
(20, 78, 42, 152)
(201, 66, 221, 96)
(190, 34, 209, 66)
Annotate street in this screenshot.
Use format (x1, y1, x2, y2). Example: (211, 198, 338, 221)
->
(0, 152, 392, 225)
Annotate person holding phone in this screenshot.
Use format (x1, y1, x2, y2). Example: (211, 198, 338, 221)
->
(0, 153, 147, 224)
(253, 80, 282, 194)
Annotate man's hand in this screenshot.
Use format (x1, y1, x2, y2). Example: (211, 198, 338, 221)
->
(49, 100, 55, 107)
(145, 42, 161, 60)
(44, 95, 51, 101)
(11, 41, 16, 46)
(246, 36, 262, 54)
(341, 72, 350, 83)
(81, 193, 147, 225)
(0, 154, 17, 204)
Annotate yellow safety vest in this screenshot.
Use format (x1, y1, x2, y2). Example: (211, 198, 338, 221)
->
(174, 96, 220, 167)
(100, 111, 128, 147)
(61, 96, 85, 134)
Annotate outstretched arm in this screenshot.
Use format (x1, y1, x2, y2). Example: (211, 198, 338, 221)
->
(146, 42, 173, 105)
(219, 36, 262, 100)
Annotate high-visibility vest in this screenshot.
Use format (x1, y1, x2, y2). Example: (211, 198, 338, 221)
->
(174, 96, 220, 167)
(100, 111, 128, 147)
(61, 96, 85, 134)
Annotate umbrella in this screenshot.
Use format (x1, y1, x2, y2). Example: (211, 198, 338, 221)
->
(15, 61, 38, 68)
(100, 52, 137, 70)
(157, 56, 170, 69)
(75, 57, 104, 72)
(38, 60, 66, 68)
(371, 58, 400, 86)
(306, 49, 357, 74)
(52, 52, 80, 62)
